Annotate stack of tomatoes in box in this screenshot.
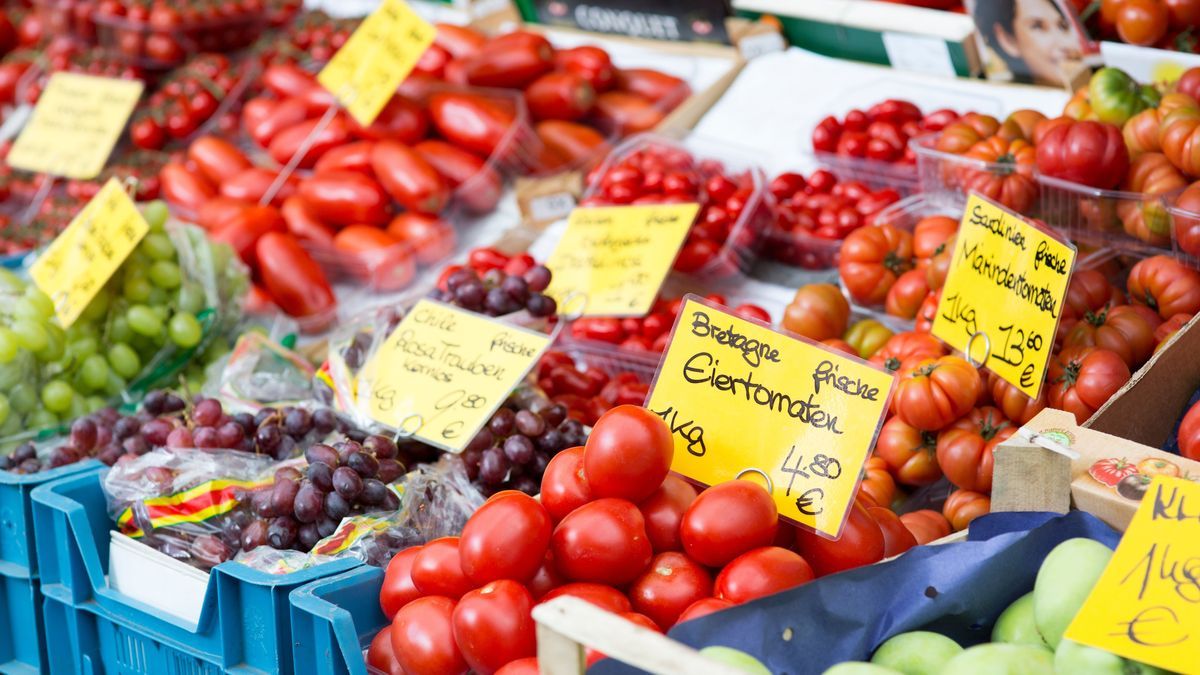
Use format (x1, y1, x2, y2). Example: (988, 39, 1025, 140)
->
(811, 99, 960, 170)
(367, 405, 943, 675)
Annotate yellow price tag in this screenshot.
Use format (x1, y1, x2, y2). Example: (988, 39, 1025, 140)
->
(544, 204, 699, 317)
(932, 193, 1075, 399)
(7, 73, 143, 180)
(645, 297, 895, 538)
(317, 0, 437, 127)
(359, 299, 553, 452)
(31, 178, 150, 328)
(1065, 476, 1200, 674)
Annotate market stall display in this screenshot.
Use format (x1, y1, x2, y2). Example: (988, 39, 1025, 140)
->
(5, 2, 1200, 674)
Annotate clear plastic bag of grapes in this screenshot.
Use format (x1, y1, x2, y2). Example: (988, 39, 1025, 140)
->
(103, 446, 282, 571)
(0, 201, 250, 450)
(200, 332, 318, 414)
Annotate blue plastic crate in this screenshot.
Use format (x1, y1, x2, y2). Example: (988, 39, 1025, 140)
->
(0, 460, 103, 674)
(31, 470, 360, 674)
(290, 566, 388, 675)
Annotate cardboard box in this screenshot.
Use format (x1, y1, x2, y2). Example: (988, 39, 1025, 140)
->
(988, 315, 1200, 532)
(732, 0, 980, 77)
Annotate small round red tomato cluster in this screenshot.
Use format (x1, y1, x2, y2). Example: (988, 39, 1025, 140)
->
(536, 351, 650, 426)
(582, 143, 765, 276)
(0, 194, 77, 256)
(368, 406, 822, 675)
(129, 54, 245, 150)
(255, 9, 356, 65)
(94, 0, 267, 67)
(67, 149, 166, 203)
(570, 294, 772, 353)
(812, 99, 960, 164)
(16, 42, 144, 104)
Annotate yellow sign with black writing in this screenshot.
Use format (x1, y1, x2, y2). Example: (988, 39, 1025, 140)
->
(317, 0, 436, 127)
(645, 297, 895, 538)
(544, 204, 700, 317)
(359, 299, 553, 452)
(31, 178, 149, 328)
(1065, 476, 1200, 674)
(932, 193, 1075, 399)
(8, 73, 143, 180)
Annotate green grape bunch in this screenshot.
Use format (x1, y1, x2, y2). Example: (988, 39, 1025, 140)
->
(0, 200, 249, 445)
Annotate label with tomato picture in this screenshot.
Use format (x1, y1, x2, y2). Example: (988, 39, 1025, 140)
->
(1065, 475, 1200, 672)
(645, 296, 895, 539)
(1088, 456, 1185, 502)
(8, 72, 143, 180)
(932, 193, 1076, 399)
(31, 178, 150, 328)
(358, 299, 552, 453)
(317, 0, 436, 127)
(544, 203, 699, 317)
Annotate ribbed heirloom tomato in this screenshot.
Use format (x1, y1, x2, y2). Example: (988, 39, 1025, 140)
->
(1047, 347, 1132, 424)
(1127, 255, 1200, 319)
(869, 332, 947, 373)
(899, 509, 953, 545)
(783, 283, 850, 341)
(892, 356, 982, 431)
(838, 223, 914, 306)
(1062, 305, 1156, 368)
(943, 489, 991, 531)
(989, 374, 1047, 425)
(874, 416, 943, 486)
(1034, 120, 1129, 190)
(936, 406, 1016, 493)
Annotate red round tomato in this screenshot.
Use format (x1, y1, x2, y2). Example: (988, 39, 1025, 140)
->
(1035, 120, 1130, 190)
(552, 498, 652, 585)
(873, 416, 942, 487)
(885, 269, 931, 320)
(899, 509, 953, 545)
(583, 405, 673, 502)
(1127, 254, 1200, 319)
(367, 627, 404, 675)
(411, 537, 474, 599)
(867, 507, 918, 558)
(460, 491, 552, 585)
(629, 552, 713, 630)
(677, 597, 734, 624)
(936, 406, 1015, 493)
(838, 224, 914, 306)
(892, 356, 982, 431)
(1088, 457, 1140, 486)
(452, 580, 537, 675)
(495, 658, 540, 675)
(793, 501, 885, 576)
(638, 474, 698, 553)
(680, 480, 778, 568)
(539, 446, 592, 522)
(539, 583, 632, 614)
(1047, 347, 1132, 424)
(1117, 0, 1169, 45)
(391, 596, 468, 675)
(714, 546, 814, 604)
(380, 546, 422, 619)
(1179, 399, 1200, 460)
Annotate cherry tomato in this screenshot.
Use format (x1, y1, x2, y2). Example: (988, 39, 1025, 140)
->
(210, 204, 286, 269)
(332, 226, 416, 291)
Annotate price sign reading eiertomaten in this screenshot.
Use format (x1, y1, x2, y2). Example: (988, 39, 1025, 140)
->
(8, 73, 143, 180)
(317, 0, 436, 126)
(1065, 476, 1200, 673)
(932, 193, 1075, 399)
(359, 299, 552, 452)
(544, 203, 699, 317)
(31, 178, 150, 327)
(645, 297, 895, 539)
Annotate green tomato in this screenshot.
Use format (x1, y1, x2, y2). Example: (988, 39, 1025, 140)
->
(938, 644, 1053, 675)
(870, 631, 962, 675)
(1033, 538, 1113, 648)
(1054, 640, 1169, 675)
(823, 663, 902, 675)
(1088, 67, 1160, 126)
(992, 592, 1049, 648)
(699, 647, 771, 675)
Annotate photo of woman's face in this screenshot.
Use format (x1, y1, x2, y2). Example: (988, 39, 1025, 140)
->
(999, 0, 1084, 85)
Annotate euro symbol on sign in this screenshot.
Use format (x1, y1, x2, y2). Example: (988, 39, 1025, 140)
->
(796, 487, 824, 516)
(1113, 606, 1190, 647)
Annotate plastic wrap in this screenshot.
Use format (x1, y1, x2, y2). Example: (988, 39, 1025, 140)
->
(201, 331, 317, 412)
(103, 447, 280, 571)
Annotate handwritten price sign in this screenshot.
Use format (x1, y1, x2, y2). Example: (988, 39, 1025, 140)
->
(932, 193, 1075, 399)
(317, 0, 436, 126)
(1065, 476, 1200, 673)
(359, 300, 552, 452)
(544, 204, 699, 317)
(645, 297, 895, 538)
(31, 178, 150, 327)
(8, 73, 143, 180)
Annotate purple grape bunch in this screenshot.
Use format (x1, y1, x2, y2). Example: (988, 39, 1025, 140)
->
(431, 264, 557, 317)
(461, 394, 585, 496)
